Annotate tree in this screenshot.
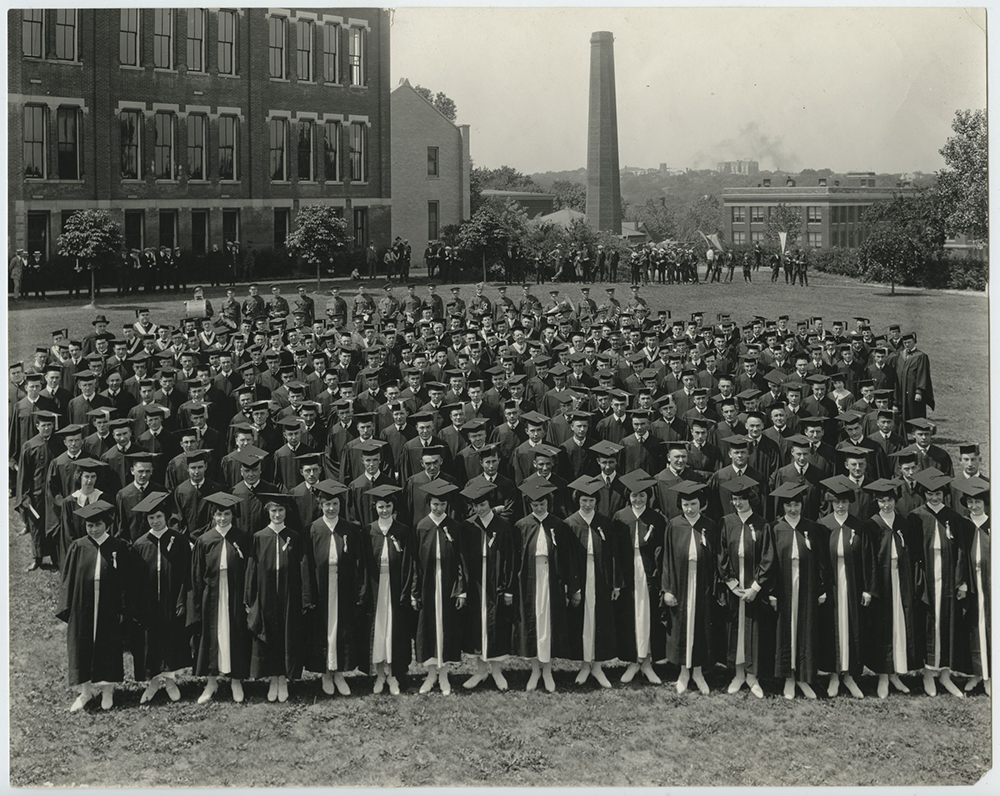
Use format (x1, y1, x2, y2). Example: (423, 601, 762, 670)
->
(285, 204, 353, 288)
(458, 199, 528, 280)
(675, 194, 723, 243)
(858, 192, 946, 294)
(628, 198, 676, 242)
(937, 108, 987, 240)
(413, 85, 458, 122)
(57, 210, 124, 305)
(551, 180, 587, 213)
(763, 203, 804, 252)
(470, 164, 540, 215)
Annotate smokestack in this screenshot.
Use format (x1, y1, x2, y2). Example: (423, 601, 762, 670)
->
(586, 31, 622, 233)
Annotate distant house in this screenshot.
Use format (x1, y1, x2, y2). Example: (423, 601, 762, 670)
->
(480, 190, 555, 218)
(533, 207, 586, 228)
(391, 78, 471, 249)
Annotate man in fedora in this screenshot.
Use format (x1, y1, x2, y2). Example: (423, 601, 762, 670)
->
(8, 248, 26, 300)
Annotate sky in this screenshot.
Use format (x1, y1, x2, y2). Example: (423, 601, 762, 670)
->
(390, 7, 987, 175)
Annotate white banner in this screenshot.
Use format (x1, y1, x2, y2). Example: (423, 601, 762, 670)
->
(779, 231, 787, 256)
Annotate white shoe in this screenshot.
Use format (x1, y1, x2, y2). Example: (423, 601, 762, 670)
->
(491, 670, 509, 692)
(70, 690, 94, 713)
(439, 671, 452, 696)
(277, 678, 289, 703)
(197, 684, 217, 705)
(964, 675, 982, 693)
(827, 675, 840, 698)
(844, 675, 864, 699)
(749, 681, 764, 699)
(621, 663, 640, 684)
(267, 678, 279, 702)
(889, 674, 910, 694)
(164, 678, 181, 702)
(321, 673, 335, 695)
(985, 679, 991, 697)
(798, 681, 817, 700)
(727, 675, 746, 695)
(940, 672, 964, 699)
(592, 665, 612, 689)
(692, 670, 709, 695)
(641, 663, 662, 685)
(100, 686, 114, 710)
(542, 668, 556, 693)
(419, 673, 436, 695)
(676, 668, 690, 694)
(464, 672, 487, 690)
(140, 680, 161, 705)
(877, 676, 889, 699)
(575, 664, 591, 685)
(783, 679, 795, 700)
(387, 676, 401, 696)
(526, 668, 540, 692)
(333, 672, 351, 696)
(373, 676, 386, 695)
(231, 680, 244, 703)
(922, 671, 937, 697)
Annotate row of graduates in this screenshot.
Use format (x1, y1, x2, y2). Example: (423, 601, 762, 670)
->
(57, 452, 990, 710)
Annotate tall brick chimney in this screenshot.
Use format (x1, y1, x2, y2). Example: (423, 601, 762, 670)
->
(586, 31, 622, 233)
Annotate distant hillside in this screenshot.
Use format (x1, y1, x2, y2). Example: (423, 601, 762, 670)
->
(531, 169, 588, 190)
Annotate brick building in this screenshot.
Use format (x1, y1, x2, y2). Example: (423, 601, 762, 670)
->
(9, 7, 391, 267)
(390, 78, 470, 252)
(479, 190, 555, 219)
(721, 176, 916, 250)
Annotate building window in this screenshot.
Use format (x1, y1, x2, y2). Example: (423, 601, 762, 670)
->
(187, 114, 206, 180)
(750, 206, 764, 223)
(349, 122, 367, 182)
(27, 212, 50, 258)
(159, 210, 177, 249)
(218, 10, 237, 75)
(848, 229, 857, 248)
(427, 146, 439, 177)
(54, 10, 78, 61)
(732, 231, 746, 245)
(428, 201, 439, 241)
(808, 232, 823, 249)
(120, 10, 140, 66)
(124, 210, 144, 251)
(274, 209, 290, 250)
(348, 27, 365, 86)
(750, 231, 765, 244)
(120, 109, 142, 180)
(323, 121, 340, 181)
(186, 9, 207, 72)
(731, 206, 746, 224)
(23, 10, 43, 58)
(831, 206, 841, 224)
(191, 209, 208, 253)
(154, 9, 174, 69)
(847, 206, 856, 224)
(323, 23, 339, 82)
(268, 16, 286, 79)
(154, 112, 175, 180)
(222, 209, 240, 243)
(297, 120, 313, 181)
(296, 20, 313, 81)
(807, 206, 822, 223)
(23, 105, 46, 179)
(57, 108, 81, 180)
(353, 207, 368, 248)
(269, 118, 288, 181)
(218, 115, 238, 180)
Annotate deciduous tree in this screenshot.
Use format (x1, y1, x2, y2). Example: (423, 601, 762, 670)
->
(937, 108, 987, 241)
(858, 192, 946, 294)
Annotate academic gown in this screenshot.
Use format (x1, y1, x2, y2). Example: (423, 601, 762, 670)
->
(611, 506, 667, 663)
(304, 517, 366, 674)
(564, 511, 619, 663)
(245, 526, 312, 679)
(817, 513, 876, 676)
(190, 525, 253, 679)
(718, 513, 776, 677)
(411, 516, 468, 665)
(360, 520, 414, 679)
(909, 504, 968, 670)
(346, 471, 396, 528)
(895, 348, 935, 423)
(770, 518, 829, 683)
(131, 529, 192, 678)
(662, 514, 720, 669)
(866, 513, 923, 674)
(514, 514, 580, 661)
(56, 534, 134, 686)
(460, 514, 518, 660)
(962, 517, 991, 680)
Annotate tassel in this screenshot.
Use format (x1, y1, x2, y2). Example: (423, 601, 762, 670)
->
(749, 524, 757, 543)
(945, 521, 953, 541)
(112, 551, 118, 569)
(167, 536, 174, 553)
(392, 537, 402, 553)
(803, 533, 811, 551)
(701, 530, 707, 547)
(282, 538, 290, 552)
(233, 542, 244, 560)
(342, 536, 348, 555)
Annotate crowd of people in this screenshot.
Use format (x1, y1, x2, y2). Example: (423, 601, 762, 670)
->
(8, 279, 990, 712)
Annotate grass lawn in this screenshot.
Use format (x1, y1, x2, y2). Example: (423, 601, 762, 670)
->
(6, 271, 991, 787)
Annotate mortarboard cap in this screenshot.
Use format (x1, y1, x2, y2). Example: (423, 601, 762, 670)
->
(863, 478, 902, 495)
(568, 475, 605, 496)
(590, 440, 623, 457)
(74, 500, 116, 521)
(672, 480, 709, 499)
(820, 475, 856, 500)
(460, 482, 497, 502)
(205, 492, 242, 510)
(131, 491, 173, 514)
(619, 469, 657, 493)
(837, 445, 870, 459)
(419, 478, 460, 498)
(721, 474, 759, 495)
(952, 476, 990, 501)
(913, 468, 952, 492)
(906, 418, 936, 431)
(518, 480, 557, 501)
(366, 484, 402, 500)
(770, 482, 809, 500)
(314, 480, 349, 499)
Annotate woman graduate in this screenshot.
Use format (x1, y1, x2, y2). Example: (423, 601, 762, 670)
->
(245, 493, 312, 703)
(909, 468, 969, 698)
(361, 484, 412, 695)
(411, 479, 468, 695)
(612, 469, 666, 686)
(56, 500, 133, 711)
(564, 475, 620, 688)
(953, 476, 990, 696)
(662, 480, 720, 695)
(864, 478, 922, 699)
(130, 491, 192, 704)
(459, 482, 518, 692)
(717, 474, 774, 699)
(59, 458, 110, 547)
(190, 492, 252, 704)
(769, 482, 830, 700)
(515, 480, 581, 693)
(304, 480, 366, 697)
(817, 475, 877, 698)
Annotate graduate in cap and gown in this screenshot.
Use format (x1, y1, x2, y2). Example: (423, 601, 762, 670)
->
(130, 491, 192, 703)
(360, 484, 412, 694)
(816, 475, 876, 699)
(662, 480, 720, 694)
(190, 492, 252, 704)
(908, 468, 969, 698)
(459, 482, 518, 691)
(769, 482, 830, 699)
(515, 480, 581, 693)
(952, 477, 990, 695)
(59, 458, 110, 551)
(717, 474, 774, 698)
(56, 500, 134, 711)
(612, 469, 667, 685)
(245, 493, 312, 702)
(564, 475, 619, 688)
(411, 479, 468, 695)
(303, 480, 366, 696)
